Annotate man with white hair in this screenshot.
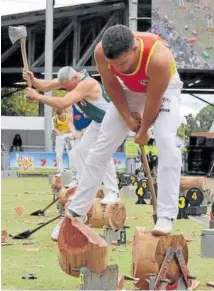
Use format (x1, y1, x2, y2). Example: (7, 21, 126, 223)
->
(24, 68, 120, 205)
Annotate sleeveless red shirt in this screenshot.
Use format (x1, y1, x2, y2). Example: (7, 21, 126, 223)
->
(109, 32, 161, 93)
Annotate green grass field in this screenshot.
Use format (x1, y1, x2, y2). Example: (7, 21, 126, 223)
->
(1, 177, 214, 290)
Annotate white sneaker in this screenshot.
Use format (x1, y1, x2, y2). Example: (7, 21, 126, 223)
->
(100, 192, 121, 205)
(151, 217, 173, 236)
(64, 180, 78, 189)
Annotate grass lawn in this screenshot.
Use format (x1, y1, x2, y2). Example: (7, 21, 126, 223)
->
(1, 177, 214, 290)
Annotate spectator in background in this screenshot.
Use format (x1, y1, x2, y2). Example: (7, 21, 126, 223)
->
(10, 134, 23, 152)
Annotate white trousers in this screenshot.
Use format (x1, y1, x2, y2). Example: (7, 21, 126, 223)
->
(68, 73, 183, 219)
(55, 133, 77, 175)
(70, 122, 119, 195)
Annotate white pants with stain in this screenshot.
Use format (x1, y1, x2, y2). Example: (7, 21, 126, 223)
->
(68, 73, 183, 219)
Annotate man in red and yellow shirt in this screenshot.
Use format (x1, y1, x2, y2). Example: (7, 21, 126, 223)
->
(65, 25, 183, 236)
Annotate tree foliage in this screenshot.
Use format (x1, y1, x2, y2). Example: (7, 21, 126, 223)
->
(1, 88, 67, 116)
(177, 105, 214, 140)
(1, 88, 38, 116)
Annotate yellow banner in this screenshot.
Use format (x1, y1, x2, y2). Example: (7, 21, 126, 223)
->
(125, 140, 139, 158)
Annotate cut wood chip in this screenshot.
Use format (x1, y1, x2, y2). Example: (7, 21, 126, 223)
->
(206, 281, 214, 288)
(15, 206, 24, 216)
(24, 248, 40, 252)
(117, 276, 125, 290)
(1, 230, 8, 243)
(190, 280, 200, 290)
(185, 237, 192, 243)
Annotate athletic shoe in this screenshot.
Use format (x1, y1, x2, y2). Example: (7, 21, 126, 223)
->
(151, 217, 173, 236)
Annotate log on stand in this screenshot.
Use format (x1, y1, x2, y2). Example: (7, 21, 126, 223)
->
(180, 176, 208, 191)
(87, 198, 126, 230)
(58, 217, 108, 277)
(52, 176, 63, 190)
(132, 227, 189, 288)
(59, 187, 77, 205)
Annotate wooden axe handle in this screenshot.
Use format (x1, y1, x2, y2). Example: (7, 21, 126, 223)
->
(139, 145, 157, 215)
(20, 38, 32, 87)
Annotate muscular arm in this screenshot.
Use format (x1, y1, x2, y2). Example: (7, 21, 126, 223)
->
(140, 46, 173, 132)
(94, 43, 134, 126)
(34, 80, 91, 109)
(32, 78, 61, 92)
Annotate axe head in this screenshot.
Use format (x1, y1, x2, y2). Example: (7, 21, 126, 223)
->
(8, 25, 27, 44)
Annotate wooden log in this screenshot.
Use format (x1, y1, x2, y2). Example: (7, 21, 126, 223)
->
(1, 230, 7, 244)
(180, 176, 207, 191)
(58, 217, 108, 276)
(59, 187, 76, 205)
(96, 189, 104, 198)
(132, 227, 188, 282)
(52, 176, 63, 190)
(87, 198, 126, 230)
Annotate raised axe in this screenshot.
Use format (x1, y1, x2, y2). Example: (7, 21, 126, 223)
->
(8, 25, 32, 87)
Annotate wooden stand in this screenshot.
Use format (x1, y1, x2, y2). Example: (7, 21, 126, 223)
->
(132, 228, 188, 283)
(87, 198, 126, 230)
(180, 176, 207, 191)
(58, 217, 108, 276)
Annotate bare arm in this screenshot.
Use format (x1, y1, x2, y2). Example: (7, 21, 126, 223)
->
(23, 71, 61, 91)
(94, 43, 140, 132)
(140, 46, 173, 133)
(26, 80, 91, 109)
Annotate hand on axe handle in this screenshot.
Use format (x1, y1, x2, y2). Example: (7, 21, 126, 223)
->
(26, 87, 40, 102)
(23, 71, 35, 86)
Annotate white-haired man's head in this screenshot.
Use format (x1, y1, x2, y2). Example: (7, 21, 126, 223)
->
(57, 66, 79, 91)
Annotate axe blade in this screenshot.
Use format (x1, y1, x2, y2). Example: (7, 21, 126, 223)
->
(8, 25, 27, 44)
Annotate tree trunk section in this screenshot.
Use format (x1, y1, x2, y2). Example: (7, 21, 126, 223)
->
(132, 227, 188, 282)
(58, 217, 108, 276)
(180, 176, 207, 191)
(87, 198, 126, 230)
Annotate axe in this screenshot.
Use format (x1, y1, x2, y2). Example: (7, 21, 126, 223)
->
(8, 25, 32, 87)
(10, 215, 61, 239)
(139, 145, 157, 224)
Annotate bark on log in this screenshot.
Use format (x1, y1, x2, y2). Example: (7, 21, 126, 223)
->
(87, 198, 126, 230)
(58, 217, 108, 276)
(132, 227, 188, 282)
(52, 176, 63, 189)
(180, 176, 207, 191)
(59, 187, 76, 205)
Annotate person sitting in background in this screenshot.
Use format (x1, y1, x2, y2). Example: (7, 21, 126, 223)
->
(10, 134, 23, 152)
